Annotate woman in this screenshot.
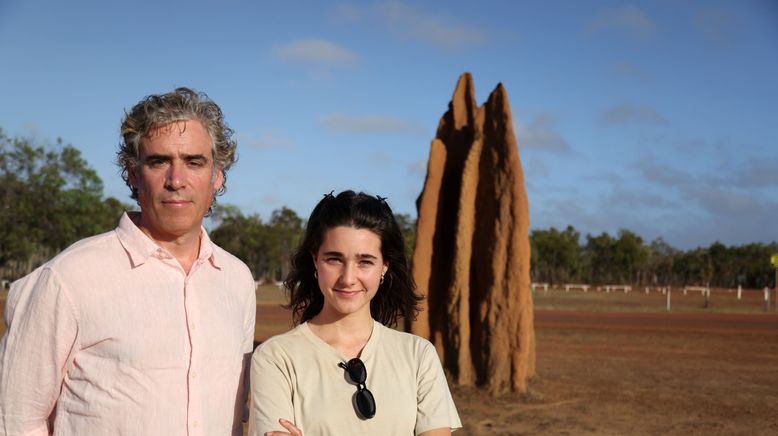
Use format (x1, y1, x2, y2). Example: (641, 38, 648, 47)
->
(249, 191, 461, 435)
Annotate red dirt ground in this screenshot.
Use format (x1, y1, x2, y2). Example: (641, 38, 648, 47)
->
(256, 300, 778, 436)
(3, 290, 777, 435)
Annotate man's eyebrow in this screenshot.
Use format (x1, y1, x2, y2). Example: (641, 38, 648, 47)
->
(182, 153, 208, 160)
(143, 154, 170, 162)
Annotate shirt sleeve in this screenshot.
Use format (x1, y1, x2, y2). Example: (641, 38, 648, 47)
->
(0, 267, 79, 436)
(247, 342, 296, 436)
(415, 340, 462, 435)
(238, 273, 257, 423)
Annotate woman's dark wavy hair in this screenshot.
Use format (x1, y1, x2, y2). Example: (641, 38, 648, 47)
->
(285, 190, 422, 327)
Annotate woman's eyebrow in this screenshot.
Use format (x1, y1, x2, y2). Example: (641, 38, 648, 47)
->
(321, 251, 344, 257)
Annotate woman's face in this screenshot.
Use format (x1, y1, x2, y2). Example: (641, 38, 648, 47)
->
(312, 226, 388, 320)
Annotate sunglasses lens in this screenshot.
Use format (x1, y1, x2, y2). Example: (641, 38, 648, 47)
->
(346, 358, 367, 383)
(340, 358, 376, 419)
(356, 388, 376, 419)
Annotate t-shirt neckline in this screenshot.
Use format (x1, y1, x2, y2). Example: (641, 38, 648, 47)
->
(300, 320, 382, 363)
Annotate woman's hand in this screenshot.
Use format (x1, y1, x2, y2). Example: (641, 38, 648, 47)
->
(264, 418, 301, 436)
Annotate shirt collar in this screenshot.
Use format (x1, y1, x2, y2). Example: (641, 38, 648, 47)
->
(115, 211, 220, 269)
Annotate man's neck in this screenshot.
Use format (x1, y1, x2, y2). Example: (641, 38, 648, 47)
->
(131, 214, 202, 274)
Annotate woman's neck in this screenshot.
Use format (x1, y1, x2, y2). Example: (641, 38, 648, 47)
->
(308, 310, 374, 359)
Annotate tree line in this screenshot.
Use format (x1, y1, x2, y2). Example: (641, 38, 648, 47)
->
(1, 131, 775, 288)
(530, 226, 777, 289)
(0, 130, 127, 280)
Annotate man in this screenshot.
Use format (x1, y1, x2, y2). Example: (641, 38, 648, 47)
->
(0, 88, 256, 435)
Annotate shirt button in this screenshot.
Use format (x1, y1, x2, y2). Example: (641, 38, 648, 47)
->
(191, 371, 197, 378)
(192, 421, 198, 428)
(190, 323, 196, 331)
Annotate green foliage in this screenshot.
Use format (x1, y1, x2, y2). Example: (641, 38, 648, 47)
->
(530, 223, 775, 288)
(209, 206, 304, 282)
(0, 129, 129, 279)
(530, 225, 580, 284)
(394, 213, 416, 263)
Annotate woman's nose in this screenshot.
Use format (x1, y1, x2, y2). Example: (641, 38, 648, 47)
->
(339, 262, 357, 285)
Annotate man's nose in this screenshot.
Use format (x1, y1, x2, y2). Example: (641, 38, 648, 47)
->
(165, 163, 185, 190)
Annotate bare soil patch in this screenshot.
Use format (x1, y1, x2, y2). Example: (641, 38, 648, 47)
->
(256, 286, 778, 435)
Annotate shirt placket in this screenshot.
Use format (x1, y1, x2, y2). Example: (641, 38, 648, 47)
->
(185, 261, 204, 436)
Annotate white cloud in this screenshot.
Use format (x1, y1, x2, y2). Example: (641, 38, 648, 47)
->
(613, 61, 648, 81)
(635, 155, 693, 186)
(587, 4, 656, 39)
(334, 4, 361, 21)
(524, 158, 549, 178)
(693, 8, 740, 49)
(408, 159, 427, 177)
(273, 39, 357, 66)
(515, 114, 571, 152)
(377, 1, 487, 50)
(240, 132, 294, 149)
(600, 102, 668, 126)
(319, 113, 425, 135)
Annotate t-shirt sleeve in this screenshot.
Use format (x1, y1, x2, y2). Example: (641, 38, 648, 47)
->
(415, 340, 462, 434)
(247, 341, 297, 436)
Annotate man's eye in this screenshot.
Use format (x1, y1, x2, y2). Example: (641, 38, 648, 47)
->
(148, 160, 166, 168)
(187, 160, 206, 167)
(325, 257, 342, 264)
(359, 260, 375, 266)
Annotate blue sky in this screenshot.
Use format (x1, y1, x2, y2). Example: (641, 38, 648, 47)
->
(1, 0, 776, 250)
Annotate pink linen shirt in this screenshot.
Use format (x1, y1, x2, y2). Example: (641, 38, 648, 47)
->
(0, 212, 256, 436)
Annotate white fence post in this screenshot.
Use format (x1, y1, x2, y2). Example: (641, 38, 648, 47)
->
(737, 285, 742, 300)
(667, 287, 671, 311)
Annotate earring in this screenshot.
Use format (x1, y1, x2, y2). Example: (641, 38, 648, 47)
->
(380, 273, 385, 285)
(314, 270, 318, 279)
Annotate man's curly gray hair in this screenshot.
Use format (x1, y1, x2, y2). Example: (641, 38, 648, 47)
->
(117, 87, 237, 206)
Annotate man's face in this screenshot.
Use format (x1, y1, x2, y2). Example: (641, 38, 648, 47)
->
(130, 120, 223, 242)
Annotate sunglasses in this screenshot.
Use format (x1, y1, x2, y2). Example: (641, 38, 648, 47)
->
(338, 358, 376, 419)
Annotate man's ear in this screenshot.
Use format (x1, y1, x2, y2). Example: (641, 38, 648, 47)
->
(213, 167, 225, 192)
(127, 166, 139, 189)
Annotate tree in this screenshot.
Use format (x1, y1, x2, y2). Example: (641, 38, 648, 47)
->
(530, 225, 580, 284)
(268, 207, 304, 281)
(210, 207, 268, 281)
(645, 238, 676, 286)
(0, 130, 128, 279)
(394, 213, 416, 263)
(612, 229, 648, 284)
(581, 232, 615, 285)
(210, 206, 304, 282)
